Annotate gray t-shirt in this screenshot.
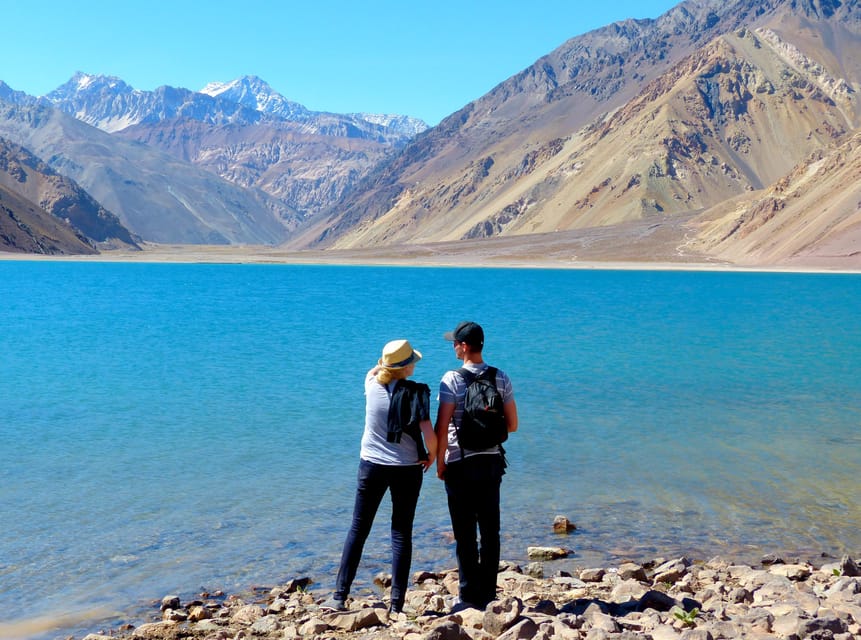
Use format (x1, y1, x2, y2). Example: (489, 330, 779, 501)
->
(360, 371, 425, 465)
(438, 363, 514, 464)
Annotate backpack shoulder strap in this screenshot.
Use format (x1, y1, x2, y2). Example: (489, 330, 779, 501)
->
(386, 378, 402, 399)
(459, 366, 497, 385)
(457, 367, 476, 384)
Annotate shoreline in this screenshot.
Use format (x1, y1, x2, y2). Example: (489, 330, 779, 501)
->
(2, 242, 860, 275)
(9, 551, 859, 640)
(4, 212, 860, 273)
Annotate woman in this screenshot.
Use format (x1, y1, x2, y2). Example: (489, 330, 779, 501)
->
(323, 339, 437, 614)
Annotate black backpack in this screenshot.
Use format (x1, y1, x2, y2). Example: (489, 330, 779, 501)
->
(386, 379, 430, 460)
(455, 366, 507, 450)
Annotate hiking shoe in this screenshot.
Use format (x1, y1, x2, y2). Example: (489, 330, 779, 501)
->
(319, 596, 347, 611)
(389, 602, 415, 616)
(449, 599, 479, 614)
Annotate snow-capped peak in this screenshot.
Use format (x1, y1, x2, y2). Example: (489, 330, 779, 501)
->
(71, 71, 127, 92)
(199, 80, 232, 97)
(199, 75, 309, 119)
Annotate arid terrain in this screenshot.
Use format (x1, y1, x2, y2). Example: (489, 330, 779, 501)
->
(4, 214, 858, 272)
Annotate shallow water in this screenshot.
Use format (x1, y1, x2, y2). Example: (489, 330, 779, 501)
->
(1, 263, 860, 638)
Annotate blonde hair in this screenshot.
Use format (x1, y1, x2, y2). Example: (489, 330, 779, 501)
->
(376, 365, 411, 385)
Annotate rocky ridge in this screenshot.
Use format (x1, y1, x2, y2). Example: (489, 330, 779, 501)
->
(0, 73, 425, 247)
(0, 99, 297, 245)
(0, 182, 96, 254)
(42, 73, 426, 142)
(0, 136, 138, 250)
(46, 73, 426, 222)
(688, 129, 861, 266)
(301, 0, 861, 270)
(82, 554, 861, 640)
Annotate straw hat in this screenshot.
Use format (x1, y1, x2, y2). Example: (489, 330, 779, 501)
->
(379, 339, 422, 369)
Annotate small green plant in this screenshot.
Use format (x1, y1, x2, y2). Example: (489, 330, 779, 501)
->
(673, 606, 699, 627)
(833, 568, 843, 577)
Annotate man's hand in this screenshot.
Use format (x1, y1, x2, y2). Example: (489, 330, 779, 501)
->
(421, 450, 436, 473)
(434, 401, 455, 481)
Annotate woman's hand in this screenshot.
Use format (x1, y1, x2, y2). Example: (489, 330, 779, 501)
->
(434, 403, 455, 482)
(419, 419, 436, 473)
(421, 451, 436, 473)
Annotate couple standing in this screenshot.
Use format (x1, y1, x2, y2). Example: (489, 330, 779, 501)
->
(324, 321, 519, 614)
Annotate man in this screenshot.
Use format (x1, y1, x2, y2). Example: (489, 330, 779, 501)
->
(436, 321, 518, 610)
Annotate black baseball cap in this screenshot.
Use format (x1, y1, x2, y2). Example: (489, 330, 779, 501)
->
(443, 321, 484, 348)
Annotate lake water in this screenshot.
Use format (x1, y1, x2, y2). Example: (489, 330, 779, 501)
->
(1, 261, 860, 638)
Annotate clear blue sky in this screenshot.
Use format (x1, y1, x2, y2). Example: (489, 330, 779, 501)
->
(2, 0, 680, 125)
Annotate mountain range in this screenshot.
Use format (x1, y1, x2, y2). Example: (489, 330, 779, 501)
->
(1, 0, 859, 268)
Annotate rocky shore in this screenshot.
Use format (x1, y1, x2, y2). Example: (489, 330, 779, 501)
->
(79, 552, 861, 640)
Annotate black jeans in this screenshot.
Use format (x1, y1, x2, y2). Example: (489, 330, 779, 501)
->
(335, 459, 423, 609)
(444, 453, 505, 607)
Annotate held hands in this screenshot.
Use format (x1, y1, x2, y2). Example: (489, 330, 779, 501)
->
(436, 461, 446, 481)
(421, 451, 436, 473)
(419, 419, 437, 474)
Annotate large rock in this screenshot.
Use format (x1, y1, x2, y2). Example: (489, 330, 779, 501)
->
(298, 617, 329, 635)
(552, 516, 577, 534)
(798, 614, 849, 637)
(130, 622, 176, 639)
(423, 620, 474, 640)
(580, 568, 606, 582)
(249, 614, 281, 634)
(229, 604, 264, 625)
(652, 557, 691, 585)
(496, 617, 539, 640)
(618, 563, 648, 582)
(840, 555, 861, 577)
(527, 546, 569, 560)
(484, 596, 524, 635)
(768, 562, 812, 581)
(637, 589, 679, 613)
(326, 607, 384, 631)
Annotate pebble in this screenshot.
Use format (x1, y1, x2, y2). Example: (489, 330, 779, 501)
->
(82, 553, 861, 639)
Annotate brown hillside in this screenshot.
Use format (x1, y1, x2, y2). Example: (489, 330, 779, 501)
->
(114, 118, 393, 220)
(0, 136, 139, 249)
(688, 130, 861, 268)
(0, 183, 96, 254)
(0, 100, 296, 245)
(296, 0, 861, 269)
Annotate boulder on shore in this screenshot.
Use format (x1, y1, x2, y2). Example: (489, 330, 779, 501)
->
(92, 554, 861, 640)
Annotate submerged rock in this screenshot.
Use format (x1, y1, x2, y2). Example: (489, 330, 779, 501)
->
(527, 546, 570, 560)
(553, 515, 577, 534)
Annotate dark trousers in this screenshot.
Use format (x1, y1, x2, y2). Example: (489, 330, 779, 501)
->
(335, 459, 423, 609)
(444, 453, 505, 608)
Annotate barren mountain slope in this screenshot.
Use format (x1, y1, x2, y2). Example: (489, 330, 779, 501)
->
(114, 118, 392, 218)
(299, 0, 861, 260)
(688, 130, 861, 267)
(0, 100, 297, 244)
(0, 137, 138, 249)
(44, 73, 421, 223)
(0, 183, 96, 254)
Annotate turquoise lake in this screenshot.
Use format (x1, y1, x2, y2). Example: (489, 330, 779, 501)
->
(1, 261, 860, 638)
